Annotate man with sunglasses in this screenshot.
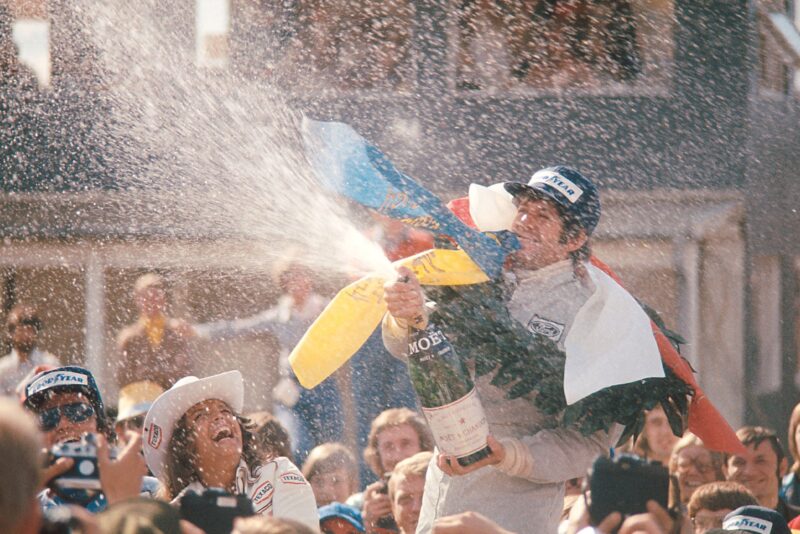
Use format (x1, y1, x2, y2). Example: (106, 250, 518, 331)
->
(0, 304, 60, 396)
(22, 366, 150, 512)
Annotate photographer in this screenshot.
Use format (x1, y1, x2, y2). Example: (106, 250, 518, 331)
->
(0, 397, 44, 533)
(360, 408, 433, 533)
(142, 370, 319, 530)
(21, 366, 149, 513)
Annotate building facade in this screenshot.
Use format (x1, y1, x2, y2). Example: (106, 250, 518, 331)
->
(1, 0, 799, 429)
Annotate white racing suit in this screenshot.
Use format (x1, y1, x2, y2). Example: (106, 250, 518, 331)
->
(383, 260, 625, 534)
(174, 456, 319, 530)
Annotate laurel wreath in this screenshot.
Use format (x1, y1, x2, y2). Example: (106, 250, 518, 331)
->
(425, 280, 693, 444)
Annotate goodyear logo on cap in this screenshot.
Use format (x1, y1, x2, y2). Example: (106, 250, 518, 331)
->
(723, 514, 773, 533)
(529, 171, 584, 204)
(28, 371, 89, 396)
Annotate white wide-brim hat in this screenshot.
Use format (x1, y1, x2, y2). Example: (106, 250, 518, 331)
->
(142, 370, 244, 480)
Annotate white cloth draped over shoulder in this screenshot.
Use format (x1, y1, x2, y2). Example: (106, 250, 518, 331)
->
(468, 182, 664, 405)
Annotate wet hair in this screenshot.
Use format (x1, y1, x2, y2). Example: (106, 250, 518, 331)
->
(687, 481, 757, 519)
(363, 408, 433, 476)
(788, 402, 800, 475)
(301, 442, 358, 491)
(388, 451, 432, 502)
(160, 407, 260, 500)
(559, 209, 591, 262)
(247, 411, 293, 462)
(512, 194, 591, 263)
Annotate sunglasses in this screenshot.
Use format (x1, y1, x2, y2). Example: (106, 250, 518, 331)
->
(38, 402, 95, 431)
(11, 317, 42, 331)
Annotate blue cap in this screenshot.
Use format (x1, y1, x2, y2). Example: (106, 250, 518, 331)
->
(318, 502, 365, 532)
(23, 366, 107, 431)
(721, 505, 791, 534)
(504, 166, 601, 235)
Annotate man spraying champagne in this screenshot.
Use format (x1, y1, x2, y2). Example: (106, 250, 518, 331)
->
(382, 166, 671, 534)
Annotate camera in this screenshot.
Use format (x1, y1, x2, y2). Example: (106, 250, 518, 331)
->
(373, 474, 399, 533)
(48, 434, 102, 505)
(587, 454, 669, 525)
(180, 488, 255, 534)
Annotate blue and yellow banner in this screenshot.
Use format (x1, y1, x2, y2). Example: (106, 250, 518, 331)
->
(302, 118, 514, 279)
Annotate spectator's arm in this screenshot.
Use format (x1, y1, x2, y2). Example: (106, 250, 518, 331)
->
(41, 454, 74, 490)
(432, 511, 516, 534)
(96, 431, 147, 505)
(362, 480, 394, 533)
(493, 424, 622, 484)
(192, 307, 281, 341)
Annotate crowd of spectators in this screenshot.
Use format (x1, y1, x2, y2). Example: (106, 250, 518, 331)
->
(6, 337, 800, 534)
(3, 258, 800, 534)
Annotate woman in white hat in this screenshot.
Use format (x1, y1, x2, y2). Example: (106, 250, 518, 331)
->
(142, 370, 318, 529)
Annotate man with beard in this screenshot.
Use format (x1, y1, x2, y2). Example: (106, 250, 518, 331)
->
(0, 304, 60, 396)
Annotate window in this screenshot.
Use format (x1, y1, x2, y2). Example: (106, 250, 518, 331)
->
(450, 0, 675, 95)
(197, 0, 231, 68)
(229, 0, 417, 93)
(757, 1, 800, 97)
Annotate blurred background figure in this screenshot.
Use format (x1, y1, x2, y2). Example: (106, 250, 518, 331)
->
(0, 304, 60, 396)
(782, 402, 800, 507)
(319, 502, 366, 534)
(248, 410, 294, 462)
(686, 481, 757, 534)
(359, 408, 433, 532)
(114, 380, 164, 446)
(634, 405, 680, 466)
(233, 514, 319, 534)
(387, 451, 432, 534)
(302, 442, 360, 508)
(0, 397, 44, 534)
(669, 433, 726, 511)
(724, 426, 798, 522)
(116, 273, 194, 390)
(194, 258, 344, 465)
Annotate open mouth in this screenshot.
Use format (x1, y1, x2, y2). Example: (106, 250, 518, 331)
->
(211, 427, 234, 443)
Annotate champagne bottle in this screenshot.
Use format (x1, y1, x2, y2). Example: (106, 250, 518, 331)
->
(407, 322, 491, 466)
